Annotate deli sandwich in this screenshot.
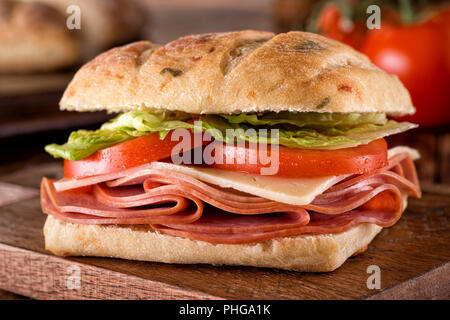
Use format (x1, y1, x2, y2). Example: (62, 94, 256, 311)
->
(41, 31, 421, 272)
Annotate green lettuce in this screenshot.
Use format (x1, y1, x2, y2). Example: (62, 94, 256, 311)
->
(100, 110, 193, 139)
(45, 110, 417, 160)
(201, 114, 417, 150)
(45, 129, 134, 161)
(45, 111, 194, 161)
(220, 112, 388, 128)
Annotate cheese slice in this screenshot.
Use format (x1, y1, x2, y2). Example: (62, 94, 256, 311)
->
(150, 162, 347, 206)
(149, 147, 420, 206)
(388, 146, 420, 160)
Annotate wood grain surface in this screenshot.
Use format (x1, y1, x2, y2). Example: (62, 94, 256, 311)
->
(0, 160, 448, 300)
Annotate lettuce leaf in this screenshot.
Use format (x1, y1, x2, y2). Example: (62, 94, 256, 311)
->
(45, 129, 134, 161)
(100, 110, 193, 139)
(45, 110, 417, 160)
(201, 115, 417, 150)
(45, 111, 194, 161)
(220, 112, 388, 128)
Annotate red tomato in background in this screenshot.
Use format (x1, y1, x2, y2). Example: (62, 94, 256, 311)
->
(317, 4, 366, 49)
(316, 4, 399, 50)
(315, 3, 450, 126)
(361, 13, 450, 127)
(426, 8, 450, 71)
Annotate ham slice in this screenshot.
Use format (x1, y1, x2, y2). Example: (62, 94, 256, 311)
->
(40, 151, 421, 244)
(41, 178, 203, 224)
(152, 209, 399, 245)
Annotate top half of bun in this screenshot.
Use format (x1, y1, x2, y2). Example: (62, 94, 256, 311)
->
(60, 30, 415, 116)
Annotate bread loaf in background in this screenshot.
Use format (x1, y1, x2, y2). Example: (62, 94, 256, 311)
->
(0, 0, 80, 73)
(23, 0, 145, 60)
(0, 0, 144, 73)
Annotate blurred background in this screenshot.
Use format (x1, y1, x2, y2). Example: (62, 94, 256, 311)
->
(0, 0, 448, 190)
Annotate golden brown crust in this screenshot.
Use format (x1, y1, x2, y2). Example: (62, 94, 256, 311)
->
(44, 215, 383, 272)
(0, 0, 80, 73)
(60, 30, 415, 115)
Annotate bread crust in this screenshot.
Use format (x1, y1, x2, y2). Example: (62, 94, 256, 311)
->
(44, 215, 383, 272)
(60, 30, 414, 115)
(0, 0, 80, 73)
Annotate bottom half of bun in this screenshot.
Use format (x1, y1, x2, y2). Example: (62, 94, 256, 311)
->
(43, 215, 383, 272)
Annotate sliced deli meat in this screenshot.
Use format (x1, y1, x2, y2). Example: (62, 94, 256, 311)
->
(40, 149, 421, 244)
(41, 179, 203, 225)
(54, 161, 349, 206)
(153, 151, 420, 244)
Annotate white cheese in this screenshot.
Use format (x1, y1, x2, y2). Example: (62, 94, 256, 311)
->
(150, 146, 420, 206)
(388, 146, 420, 160)
(150, 162, 346, 206)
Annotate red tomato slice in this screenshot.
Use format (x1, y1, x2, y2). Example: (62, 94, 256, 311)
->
(65, 130, 388, 179)
(209, 139, 388, 177)
(64, 131, 206, 179)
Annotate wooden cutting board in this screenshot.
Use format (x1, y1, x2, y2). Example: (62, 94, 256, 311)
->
(0, 162, 448, 300)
